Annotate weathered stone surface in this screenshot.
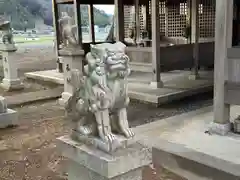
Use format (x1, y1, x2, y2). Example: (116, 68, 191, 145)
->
(209, 122, 231, 136)
(65, 42, 134, 153)
(152, 139, 240, 180)
(1, 78, 24, 91)
(0, 96, 7, 113)
(0, 42, 23, 91)
(57, 135, 151, 180)
(0, 96, 18, 128)
(59, 48, 84, 105)
(0, 108, 18, 128)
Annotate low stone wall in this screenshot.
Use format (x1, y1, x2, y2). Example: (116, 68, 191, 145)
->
(126, 42, 214, 72)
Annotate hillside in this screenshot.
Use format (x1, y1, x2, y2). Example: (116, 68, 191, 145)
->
(0, 0, 112, 30)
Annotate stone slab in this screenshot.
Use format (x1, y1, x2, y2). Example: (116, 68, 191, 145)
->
(0, 44, 17, 52)
(25, 70, 64, 85)
(5, 87, 63, 107)
(24, 70, 213, 106)
(129, 62, 152, 73)
(130, 105, 240, 180)
(1, 78, 24, 91)
(57, 135, 151, 179)
(0, 109, 18, 128)
(128, 70, 213, 106)
(152, 139, 240, 180)
(59, 48, 85, 56)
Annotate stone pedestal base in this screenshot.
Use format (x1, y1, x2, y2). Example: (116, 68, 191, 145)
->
(59, 92, 72, 106)
(233, 119, 240, 133)
(57, 136, 151, 180)
(209, 122, 230, 136)
(188, 73, 200, 80)
(1, 78, 24, 91)
(150, 81, 164, 89)
(0, 109, 18, 128)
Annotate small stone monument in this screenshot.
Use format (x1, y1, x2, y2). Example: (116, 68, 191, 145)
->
(0, 96, 18, 128)
(0, 18, 23, 91)
(58, 12, 85, 105)
(58, 42, 151, 180)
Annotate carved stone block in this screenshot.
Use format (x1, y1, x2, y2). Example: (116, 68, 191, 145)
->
(57, 135, 151, 180)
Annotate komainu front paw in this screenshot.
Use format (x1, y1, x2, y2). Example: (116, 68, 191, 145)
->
(122, 128, 135, 138)
(104, 133, 116, 144)
(77, 125, 93, 136)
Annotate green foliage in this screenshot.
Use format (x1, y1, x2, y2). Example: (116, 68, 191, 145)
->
(0, 0, 36, 30)
(0, 0, 112, 30)
(80, 5, 111, 27)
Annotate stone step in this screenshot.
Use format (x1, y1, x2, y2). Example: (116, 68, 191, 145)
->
(6, 87, 63, 107)
(130, 62, 152, 73)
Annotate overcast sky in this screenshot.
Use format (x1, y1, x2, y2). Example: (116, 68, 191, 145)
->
(94, 5, 115, 15)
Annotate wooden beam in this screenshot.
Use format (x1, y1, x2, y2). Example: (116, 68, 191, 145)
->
(52, 0, 60, 51)
(213, 0, 233, 125)
(88, 4, 95, 43)
(115, 0, 124, 42)
(73, 0, 83, 46)
(191, 0, 200, 78)
(151, 0, 163, 88)
(135, 0, 140, 43)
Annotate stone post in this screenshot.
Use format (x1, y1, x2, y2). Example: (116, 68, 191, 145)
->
(0, 44, 23, 91)
(0, 96, 18, 128)
(209, 0, 233, 135)
(58, 48, 84, 105)
(151, 0, 163, 88)
(189, 0, 200, 80)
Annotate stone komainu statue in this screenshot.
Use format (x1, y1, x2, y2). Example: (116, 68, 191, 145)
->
(58, 12, 78, 48)
(65, 42, 134, 152)
(0, 20, 14, 45)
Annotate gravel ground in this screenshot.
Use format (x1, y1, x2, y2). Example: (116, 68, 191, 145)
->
(0, 91, 213, 180)
(0, 45, 213, 179)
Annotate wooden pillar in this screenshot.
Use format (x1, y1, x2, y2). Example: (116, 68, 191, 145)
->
(210, 0, 233, 135)
(165, 5, 169, 37)
(115, 0, 124, 42)
(52, 0, 63, 72)
(135, 0, 141, 43)
(73, 0, 83, 47)
(189, 0, 200, 80)
(142, 6, 147, 31)
(151, 0, 163, 88)
(146, 1, 150, 35)
(88, 4, 95, 43)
